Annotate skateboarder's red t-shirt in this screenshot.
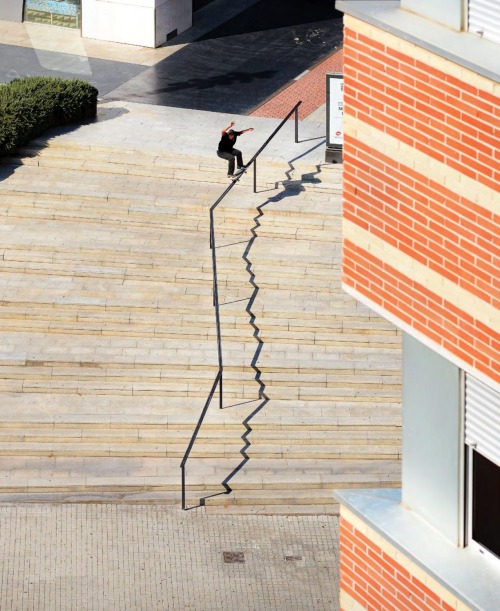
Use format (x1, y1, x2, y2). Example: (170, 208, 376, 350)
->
(218, 131, 242, 152)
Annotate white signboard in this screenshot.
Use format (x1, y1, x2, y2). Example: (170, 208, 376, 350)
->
(327, 73, 344, 148)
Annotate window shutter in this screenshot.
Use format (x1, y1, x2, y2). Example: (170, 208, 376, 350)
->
(468, 0, 500, 44)
(465, 374, 500, 468)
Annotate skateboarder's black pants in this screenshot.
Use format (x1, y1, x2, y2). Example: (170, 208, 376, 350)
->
(217, 148, 243, 175)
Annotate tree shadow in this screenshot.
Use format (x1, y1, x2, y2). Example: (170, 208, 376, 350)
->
(150, 69, 276, 95)
(196, 0, 342, 42)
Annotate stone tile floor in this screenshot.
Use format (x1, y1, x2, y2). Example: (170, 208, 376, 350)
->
(0, 504, 340, 610)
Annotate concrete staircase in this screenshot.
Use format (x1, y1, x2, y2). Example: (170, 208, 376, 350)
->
(0, 135, 401, 513)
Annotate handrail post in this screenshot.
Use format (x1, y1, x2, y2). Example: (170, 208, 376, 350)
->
(219, 372, 223, 409)
(181, 465, 186, 510)
(253, 159, 257, 194)
(295, 106, 299, 143)
(209, 210, 213, 249)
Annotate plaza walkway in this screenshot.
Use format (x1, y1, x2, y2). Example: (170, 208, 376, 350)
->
(0, 0, 343, 113)
(0, 504, 340, 610)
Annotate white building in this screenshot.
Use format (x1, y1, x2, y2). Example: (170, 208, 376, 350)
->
(0, 0, 201, 48)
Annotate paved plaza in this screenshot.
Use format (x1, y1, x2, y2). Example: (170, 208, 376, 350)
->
(0, 0, 343, 113)
(0, 504, 340, 610)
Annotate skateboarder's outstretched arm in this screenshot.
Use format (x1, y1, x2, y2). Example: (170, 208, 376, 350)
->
(221, 121, 235, 135)
(221, 122, 254, 136)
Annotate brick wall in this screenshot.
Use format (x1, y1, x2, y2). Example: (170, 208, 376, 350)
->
(341, 17, 500, 384)
(339, 515, 461, 611)
(343, 28, 499, 191)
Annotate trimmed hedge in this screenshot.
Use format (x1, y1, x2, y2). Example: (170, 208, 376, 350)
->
(0, 76, 98, 156)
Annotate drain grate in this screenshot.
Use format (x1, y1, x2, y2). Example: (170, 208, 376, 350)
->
(223, 551, 245, 564)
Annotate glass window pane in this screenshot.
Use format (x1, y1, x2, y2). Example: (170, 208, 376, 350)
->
(24, 0, 81, 29)
(472, 450, 500, 559)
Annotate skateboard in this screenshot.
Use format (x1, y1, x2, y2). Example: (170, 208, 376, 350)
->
(230, 167, 247, 180)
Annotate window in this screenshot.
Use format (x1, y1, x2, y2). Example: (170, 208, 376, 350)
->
(471, 450, 500, 559)
(24, 0, 81, 29)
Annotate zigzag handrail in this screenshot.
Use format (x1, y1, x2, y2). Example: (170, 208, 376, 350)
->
(180, 100, 302, 510)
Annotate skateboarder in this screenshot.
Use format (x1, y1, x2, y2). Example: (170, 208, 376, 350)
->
(217, 121, 254, 178)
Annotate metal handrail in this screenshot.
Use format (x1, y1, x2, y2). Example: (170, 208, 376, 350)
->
(181, 100, 302, 510)
(180, 370, 221, 510)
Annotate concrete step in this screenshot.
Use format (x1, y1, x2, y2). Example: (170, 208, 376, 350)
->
(0, 257, 342, 286)
(0, 307, 394, 336)
(0, 303, 398, 331)
(0, 441, 400, 460)
(0, 214, 340, 247)
(0, 192, 342, 233)
(20, 140, 344, 173)
(0, 131, 402, 509)
(0, 180, 341, 216)
(0, 319, 400, 347)
(0, 426, 401, 443)
(0, 456, 400, 493)
(0, 385, 400, 402)
(6, 141, 343, 185)
(1, 156, 342, 195)
(0, 394, 401, 427)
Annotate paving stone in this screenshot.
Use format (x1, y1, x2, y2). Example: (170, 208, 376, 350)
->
(0, 503, 340, 610)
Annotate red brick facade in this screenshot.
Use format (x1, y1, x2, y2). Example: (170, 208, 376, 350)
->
(340, 517, 456, 611)
(339, 9, 499, 610)
(343, 28, 500, 190)
(341, 25, 500, 384)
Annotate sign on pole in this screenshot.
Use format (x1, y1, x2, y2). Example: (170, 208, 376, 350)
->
(326, 73, 344, 149)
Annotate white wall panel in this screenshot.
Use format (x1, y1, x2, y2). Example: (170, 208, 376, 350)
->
(402, 333, 463, 546)
(82, 0, 156, 47)
(401, 0, 463, 31)
(155, 0, 192, 46)
(0, 0, 24, 21)
(82, 0, 191, 47)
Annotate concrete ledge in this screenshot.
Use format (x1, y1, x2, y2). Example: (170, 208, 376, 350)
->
(334, 488, 500, 611)
(336, 0, 500, 83)
(325, 148, 343, 164)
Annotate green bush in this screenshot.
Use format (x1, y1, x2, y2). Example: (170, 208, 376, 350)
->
(0, 76, 98, 156)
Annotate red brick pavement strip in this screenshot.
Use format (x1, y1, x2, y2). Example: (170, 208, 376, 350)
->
(249, 48, 344, 120)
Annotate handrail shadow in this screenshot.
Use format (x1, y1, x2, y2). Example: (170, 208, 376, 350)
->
(219, 144, 325, 497)
(180, 100, 307, 510)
